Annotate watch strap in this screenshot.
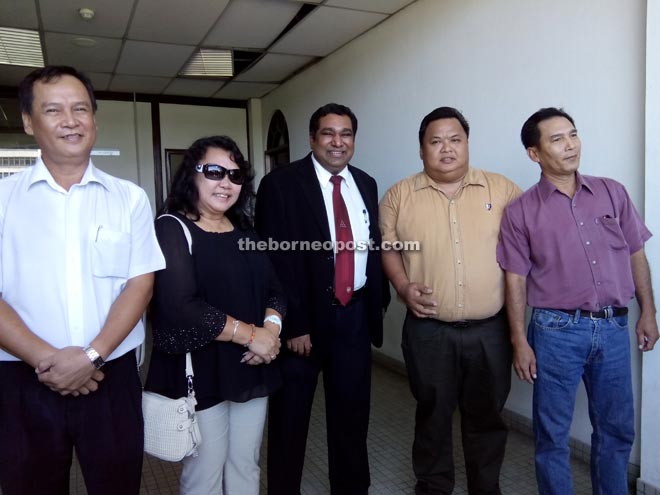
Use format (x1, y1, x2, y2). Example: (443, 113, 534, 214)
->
(83, 346, 105, 369)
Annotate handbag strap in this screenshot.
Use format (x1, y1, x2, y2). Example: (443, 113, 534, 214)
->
(158, 213, 193, 255)
(157, 213, 196, 396)
(185, 352, 195, 399)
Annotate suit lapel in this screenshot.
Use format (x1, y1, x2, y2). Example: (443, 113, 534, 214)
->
(295, 155, 332, 241)
(350, 165, 378, 240)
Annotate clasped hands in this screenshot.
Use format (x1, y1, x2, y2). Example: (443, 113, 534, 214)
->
(35, 346, 104, 397)
(241, 321, 281, 365)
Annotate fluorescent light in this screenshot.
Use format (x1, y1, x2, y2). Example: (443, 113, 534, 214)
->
(180, 49, 233, 77)
(0, 27, 44, 68)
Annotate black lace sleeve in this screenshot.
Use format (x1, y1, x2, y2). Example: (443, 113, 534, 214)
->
(265, 261, 287, 317)
(151, 215, 227, 353)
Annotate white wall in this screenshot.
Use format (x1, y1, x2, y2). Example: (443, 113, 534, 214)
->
(159, 103, 247, 203)
(93, 100, 155, 211)
(261, 0, 648, 464)
(642, 0, 660, 488)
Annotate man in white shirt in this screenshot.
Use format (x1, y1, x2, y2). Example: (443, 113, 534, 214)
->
(0, 65, 165, 495)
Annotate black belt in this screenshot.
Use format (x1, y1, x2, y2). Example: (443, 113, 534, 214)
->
(331, 287, 365, 306)
(556, 307, 628, 319)
(440, 309, 504, 329)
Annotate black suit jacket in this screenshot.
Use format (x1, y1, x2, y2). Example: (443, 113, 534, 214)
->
(255, 153, 389, 347)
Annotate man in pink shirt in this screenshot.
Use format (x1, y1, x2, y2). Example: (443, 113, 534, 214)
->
(497, 107, 658, 495)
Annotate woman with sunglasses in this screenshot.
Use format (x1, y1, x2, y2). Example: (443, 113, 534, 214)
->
(145, 135, 284, 495)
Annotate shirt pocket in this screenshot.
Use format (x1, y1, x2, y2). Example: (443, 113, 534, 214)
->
(597, 215, 628, 250)
(91, 227, 131, 278)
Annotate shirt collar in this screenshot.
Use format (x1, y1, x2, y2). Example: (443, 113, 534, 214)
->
(312, 153, 352, 189)
(538, 171, 593, 201)
(413, 167, 484, 192)
(27, 157, 110, 191)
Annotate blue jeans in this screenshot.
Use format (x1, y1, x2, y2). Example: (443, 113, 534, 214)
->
(529, 308, 634, 495)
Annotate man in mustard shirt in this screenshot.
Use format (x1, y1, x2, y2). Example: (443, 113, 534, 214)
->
(380, 107, 521, 495)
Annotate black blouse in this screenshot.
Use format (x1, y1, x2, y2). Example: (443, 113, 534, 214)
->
(144, 213, 285, 410)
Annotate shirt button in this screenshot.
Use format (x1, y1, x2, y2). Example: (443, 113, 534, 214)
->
(458, 282, 463, 286)
(450, 200, 455, 205)
(458, 303, 464, 308)
(579, 222, 584, 226)
(597, 281, 602, 286)
(455, 239, 459, 244)
(586, 241, 591, 245)
(457, 260, 461, 264)
(592, 260, 597, 264)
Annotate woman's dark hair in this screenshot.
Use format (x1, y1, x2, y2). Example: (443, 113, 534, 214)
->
(160, 135, 255, 230)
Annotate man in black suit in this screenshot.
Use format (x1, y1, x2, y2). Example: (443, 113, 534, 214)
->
(256, 103, 388, 495)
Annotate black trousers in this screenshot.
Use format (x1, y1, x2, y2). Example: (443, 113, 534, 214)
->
(0, 351, 143, 495)
(267, 298, 372, 495)
(402, 311, 512, 495)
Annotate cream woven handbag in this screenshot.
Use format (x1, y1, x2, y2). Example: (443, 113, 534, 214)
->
(143, 353, 201, 461)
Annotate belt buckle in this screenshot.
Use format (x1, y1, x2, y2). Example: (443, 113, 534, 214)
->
(453, 320, 469, 329)
(603, 307, 613, 319)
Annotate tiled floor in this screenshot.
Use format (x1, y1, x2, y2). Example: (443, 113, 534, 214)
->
(60, 364, 633, 493)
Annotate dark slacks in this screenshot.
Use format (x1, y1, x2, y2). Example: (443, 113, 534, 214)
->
(267, 298, 372, 495)
(402, 311, 512, 495)
(0, 351, 144, 495)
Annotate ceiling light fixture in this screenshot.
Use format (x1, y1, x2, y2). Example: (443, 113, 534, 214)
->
(78, 8, 95, 21)
(72, 37, 96, 48)
(0, 27, 44, 68)
(180, 49, 233, 78)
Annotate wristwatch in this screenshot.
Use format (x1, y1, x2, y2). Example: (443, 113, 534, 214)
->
(83, 346, 105, 369)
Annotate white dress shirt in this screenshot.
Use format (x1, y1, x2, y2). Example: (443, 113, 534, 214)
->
(312, 155, 369, 290)
(0, 159, 165, 362)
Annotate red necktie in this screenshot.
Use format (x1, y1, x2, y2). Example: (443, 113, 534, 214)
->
(330, 175, 354, 306)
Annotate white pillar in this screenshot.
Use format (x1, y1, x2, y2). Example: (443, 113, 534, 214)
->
(247, 98, 265, 182)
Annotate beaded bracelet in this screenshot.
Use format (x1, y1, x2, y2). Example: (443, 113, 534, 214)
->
(245, 324, 256, 348)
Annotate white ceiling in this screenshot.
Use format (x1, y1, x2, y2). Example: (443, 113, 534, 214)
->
(0, 0, 416, 100)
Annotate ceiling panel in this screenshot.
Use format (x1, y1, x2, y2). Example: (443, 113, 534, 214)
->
(270, 6, 387, 56)
(325, 0, 416, 15)
(214, 82, 278, 100)
(116, 41, 195, 77)
(109, 74, 171, 94)
(0, 0, 409, 99)
(45, 33, 122, 73)
(86, 72, 112, 91)
(163, 78, 226, 98)
(0, 0, 39, 29)
(39, 0, 135, 38)
(128, 0, 230, 45)
(204, 0, 300, 49)
(234, 53, 315, 82)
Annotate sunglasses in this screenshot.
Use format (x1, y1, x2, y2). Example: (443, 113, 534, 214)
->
(195, 163, 246, 185)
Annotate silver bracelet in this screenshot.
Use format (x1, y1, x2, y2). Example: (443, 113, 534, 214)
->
(231, 318, 240, 341)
